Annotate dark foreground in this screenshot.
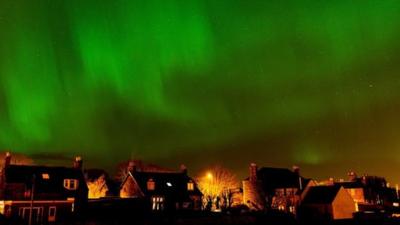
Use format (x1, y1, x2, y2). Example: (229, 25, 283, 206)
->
(2, 212, 400, 225)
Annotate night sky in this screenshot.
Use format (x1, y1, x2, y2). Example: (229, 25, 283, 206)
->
(1, 1, 400, 182)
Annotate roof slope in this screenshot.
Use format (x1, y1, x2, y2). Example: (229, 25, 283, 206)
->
(256, 167, 309, 191)
(131, 171, 202, 199)
(302, 186, 341, 204)
(4, 164, 88, 200)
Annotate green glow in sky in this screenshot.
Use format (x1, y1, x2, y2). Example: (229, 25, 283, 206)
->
(1, 0, 400, 181)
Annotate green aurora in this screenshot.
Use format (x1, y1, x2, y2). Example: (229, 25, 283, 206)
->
(1, 0, 400, 181)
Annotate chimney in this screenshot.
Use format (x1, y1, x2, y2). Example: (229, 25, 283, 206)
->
(180, 164, 187, 174)
(293, 165, 303, 190)
(127, 161, 136, 174)
(249, 163, 258, 182)
(292, 165, 300, 175)
(348, 171, 357, 182)
(73, 156, 83, 170)
(4, 152, 11, 168)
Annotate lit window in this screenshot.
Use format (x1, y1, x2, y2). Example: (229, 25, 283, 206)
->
(152, 196, 165, 211)
(187, 182, 194, 191)
(63, 179, 79, 190)
(0, 201, 4, 214)
(147, 179, 155, 190)
(42, 173, 50, 180)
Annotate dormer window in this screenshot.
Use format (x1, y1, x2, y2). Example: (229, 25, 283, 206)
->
(64, 179, 78, 190)
(147, 179, 155, 191)
(187, 181, 194, 191)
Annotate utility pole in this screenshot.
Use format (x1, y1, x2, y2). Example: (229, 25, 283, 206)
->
(29, 174, 36, 225)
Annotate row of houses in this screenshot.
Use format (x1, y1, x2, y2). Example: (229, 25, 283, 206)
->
(242, 163, 400, 220)
(0, 152, 398, 223)
(0, 153, 203, 224)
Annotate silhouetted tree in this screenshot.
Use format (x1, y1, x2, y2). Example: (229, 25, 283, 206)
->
(196, 165, 238, 210)
(87, 174, 108, 199)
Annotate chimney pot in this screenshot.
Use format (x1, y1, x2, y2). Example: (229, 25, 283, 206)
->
(180, 164, 187, 174)
(249, 163, 258, 182)
(73, 156, 83, 170)
(128, 161, 136, 174)
(4, 152, 11, 168)
(292, 165, 300, 174)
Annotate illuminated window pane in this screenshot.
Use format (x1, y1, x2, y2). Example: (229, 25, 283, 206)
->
(147, 179, 155, 190)
(187, 182, 194, 191)
(63, 179, 79, 190)
(151, 196, 165, 211)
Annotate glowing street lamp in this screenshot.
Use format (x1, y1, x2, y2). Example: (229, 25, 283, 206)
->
(206, 172, 213, 180)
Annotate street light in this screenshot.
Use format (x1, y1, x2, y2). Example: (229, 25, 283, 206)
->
(206, 172, 213, 180)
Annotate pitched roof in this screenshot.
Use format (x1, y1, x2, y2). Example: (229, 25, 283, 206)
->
(302, 186, 341, 204)
(334, 181, 363, 189)
(4, 164, 87, 199)
(125, 171, 202, 200)
(6, 165, 86, 183)
(256, 167, 309, 190)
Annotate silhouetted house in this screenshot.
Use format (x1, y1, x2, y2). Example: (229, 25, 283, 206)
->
(300, 186, 356, 220)
(336, 182, 365, 202)
(331, 172, 399, 211)
(243, 163, 315, 215)
(0, 153, 88, 224)
(119, 162, 202, 211)
(357, 175, 399, 209)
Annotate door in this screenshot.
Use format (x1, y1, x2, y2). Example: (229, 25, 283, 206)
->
(48, 206, 56, 222)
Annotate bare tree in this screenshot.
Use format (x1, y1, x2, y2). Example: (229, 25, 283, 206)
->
(87, 174, 108, 199)
(196, 165, 238, 210)
(115, 160, 173, 182)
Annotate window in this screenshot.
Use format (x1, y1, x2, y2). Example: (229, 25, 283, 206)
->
(152, 196, 164, 211)
(48, 206, 56, 222)
(187, 182, 194, 191)
(147, 179, 155, 190)
(24, 189, 31, 198)
(64, 179, 79, 190)
(42, 173, 50, 180)
(0, 201, 4, 214)
(18, 207, 43, 223)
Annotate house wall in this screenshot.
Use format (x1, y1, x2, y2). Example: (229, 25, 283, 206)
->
(345, 188, 365, 204)
(120, 176, 142, 198)
(300, 180, 317, 202)
(4, 200, 74, 224)
(231, 190, 243, 207)
(242, 180, 264, 210)
(272, 188, 299, 213)
(300, 203, 333, 220)
(332, 188, 356, 220)
(189, 195, 202, 210)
